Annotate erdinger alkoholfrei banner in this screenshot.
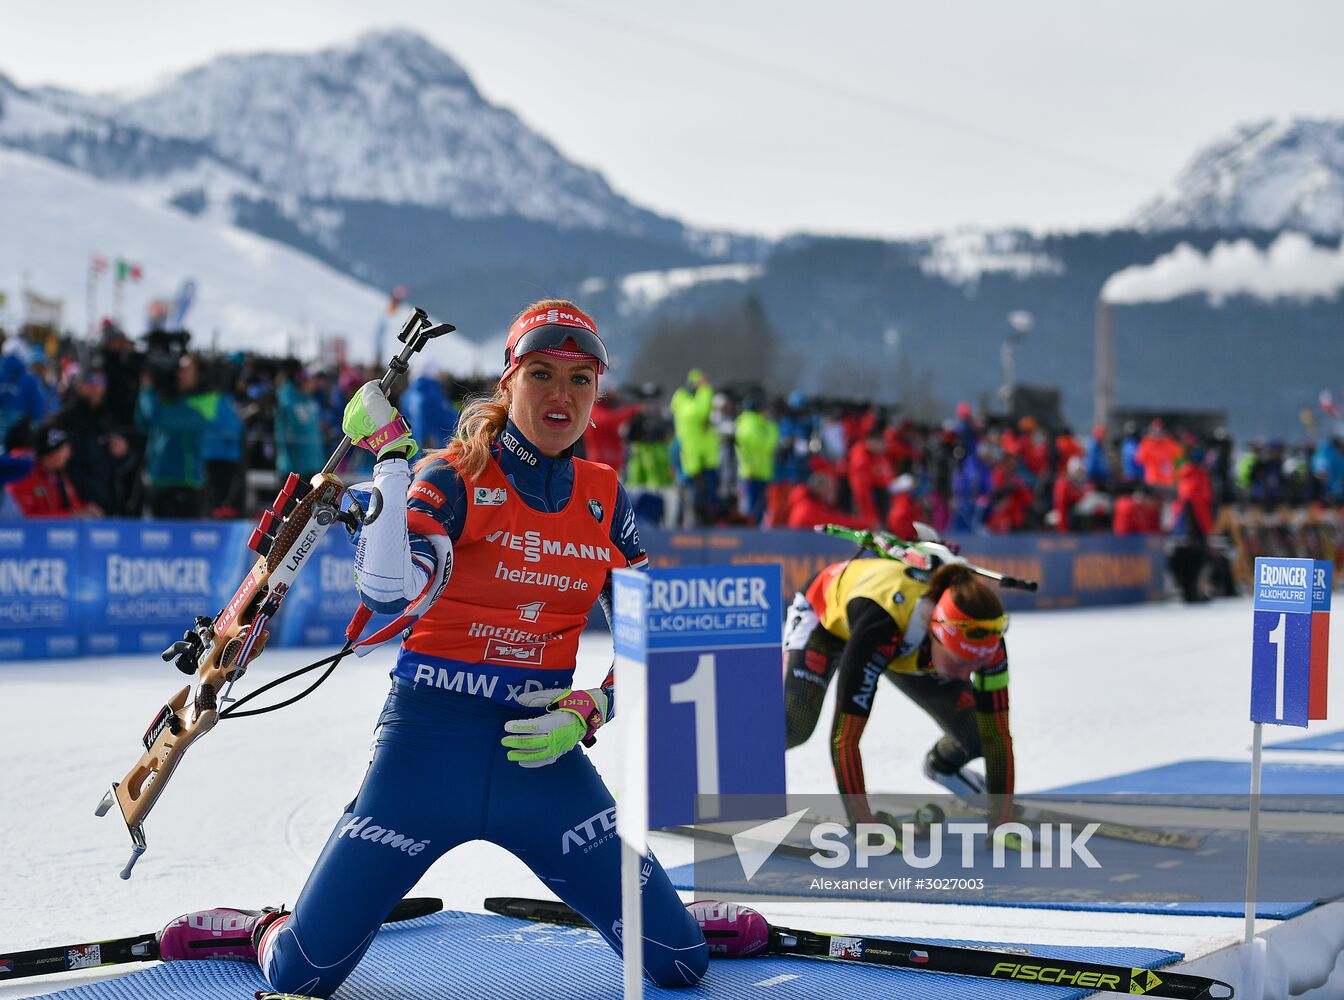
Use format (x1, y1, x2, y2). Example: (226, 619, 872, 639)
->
(0, 521, 81, 659)
(80, 522, 248, 656)
(612, 564, 786, 831)
(0, 519, 359, 658)
(1, 521, 1173, 660)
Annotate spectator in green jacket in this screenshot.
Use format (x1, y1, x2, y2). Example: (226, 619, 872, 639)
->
(136, 353, 210, 519)
(670, 369, 721, 524)
(735, 394, 779, 524)
(622, 388, 677, 528)
(275, 368, 329, 479)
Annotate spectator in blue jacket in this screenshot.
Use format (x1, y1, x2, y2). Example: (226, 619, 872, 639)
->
(1311, 438, 1344, 503)
(1084, 424, 1112, 488)
(1120, 421, 1143, 482)
(0, 348, 47, 444)
(398, 362, 458, 451)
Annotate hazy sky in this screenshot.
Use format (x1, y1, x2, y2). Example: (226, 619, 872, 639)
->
(5, 0, 1342, 239)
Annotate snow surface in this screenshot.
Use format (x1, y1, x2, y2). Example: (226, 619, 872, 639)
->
(1, 595, 1342, 998)
(0, 148, 391, 359)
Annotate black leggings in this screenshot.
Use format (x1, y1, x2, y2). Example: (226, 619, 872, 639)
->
(783, 626, 980, 767)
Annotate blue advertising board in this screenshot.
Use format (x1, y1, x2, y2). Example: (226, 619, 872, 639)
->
(0, 521, 1180, 662)
(0, 522, 81, 659)
(1250, 557, 1331, 727)
(632, 528, 1168, 612)
(79, 522, 252, 656)
(614, 564, 786, 830)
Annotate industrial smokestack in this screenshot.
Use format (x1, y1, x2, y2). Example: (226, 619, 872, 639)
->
(1094, 300, 1115, 432)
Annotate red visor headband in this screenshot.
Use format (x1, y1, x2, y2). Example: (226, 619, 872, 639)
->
(501, 306, 607, 384)
(929, 590, 1008, 663)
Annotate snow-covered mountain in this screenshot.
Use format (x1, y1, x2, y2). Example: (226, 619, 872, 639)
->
(2, 30, 677, 237)
(0, 31, 768, 333)
(0, 147, 394, 360)
(1134, 118, 1344, 236)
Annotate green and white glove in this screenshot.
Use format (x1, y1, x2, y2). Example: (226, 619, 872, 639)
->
(501, 687, 610, 768)
(342, 380, 418, 460)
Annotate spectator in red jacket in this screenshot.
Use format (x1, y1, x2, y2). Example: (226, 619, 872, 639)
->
(1052, 456, 1090, 532)
(1013, 416, 1050, 485)
(787, 467, 867, 531)
(986, 454, 1033, 533)
(1055, 428, 1084, 471)
(584, 388, 640, 473)
(885, 473, 927, 540)
(1113, 485, 1161, 535)
(883, 420, 919, 473)
(1134, 420, 1183, 490)
(1169, 450, 1216, 602)
(1174, 454, 1214, 537)
(6, 425, 97, 517)
(848, 428, 894, 527)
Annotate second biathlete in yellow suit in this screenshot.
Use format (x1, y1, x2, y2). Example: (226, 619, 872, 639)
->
(783, 557, 1014, 824)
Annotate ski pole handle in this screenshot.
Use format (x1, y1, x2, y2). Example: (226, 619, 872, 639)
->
(321, 308, 455, 476)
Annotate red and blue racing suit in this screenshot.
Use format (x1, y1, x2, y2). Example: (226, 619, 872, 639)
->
(260, 421, 707, 997)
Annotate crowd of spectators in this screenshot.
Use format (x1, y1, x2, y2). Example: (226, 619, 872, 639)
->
(1, 324, 1335, 569)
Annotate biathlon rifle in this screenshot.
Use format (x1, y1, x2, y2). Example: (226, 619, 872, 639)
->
(819, 523, 1038, 591)
(95, 308, 453, 879)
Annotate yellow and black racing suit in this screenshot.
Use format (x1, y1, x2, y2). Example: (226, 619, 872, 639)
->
(782, 558, 1013, 823)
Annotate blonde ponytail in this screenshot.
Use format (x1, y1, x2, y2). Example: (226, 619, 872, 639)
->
(415, 384, 510, 481)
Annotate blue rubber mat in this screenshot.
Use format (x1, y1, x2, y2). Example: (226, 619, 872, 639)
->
(667, 817, 1337, 919)
(1040, 759, 1344, 808)
(30, 908, 1182, 1000)
(1266, 728, 1344, 752)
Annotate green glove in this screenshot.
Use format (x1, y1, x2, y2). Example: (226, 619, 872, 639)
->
(501, 687, 610, 768)
(343, 380, 418, 460)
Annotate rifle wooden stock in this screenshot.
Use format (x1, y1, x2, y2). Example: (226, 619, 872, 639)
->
(96, 307, 453, 878)
(97, 474, 346, 876)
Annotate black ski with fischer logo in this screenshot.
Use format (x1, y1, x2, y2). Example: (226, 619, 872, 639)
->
(482, 896, 1233, 999)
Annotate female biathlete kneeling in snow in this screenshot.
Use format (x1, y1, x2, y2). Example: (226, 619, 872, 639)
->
(155, 301, 764, 995)
(783, 555, 1015, 825)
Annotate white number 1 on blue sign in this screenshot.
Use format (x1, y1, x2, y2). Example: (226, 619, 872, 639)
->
(669, 653, 720, 798)
(1267, 613, 1286, 719)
